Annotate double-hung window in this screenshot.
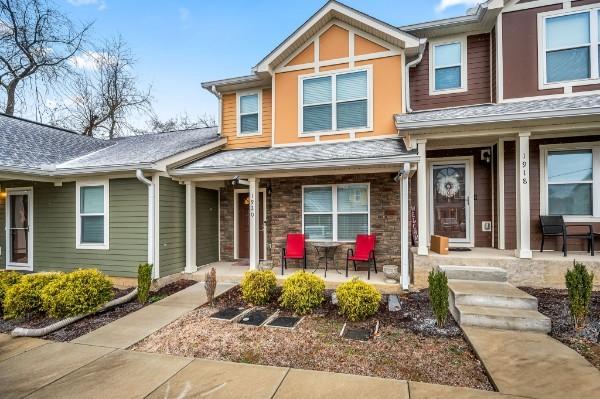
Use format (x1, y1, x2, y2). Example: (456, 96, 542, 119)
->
(302, 184, 369, 241)
(301, 68, 370, 134)
(237, 91, 261, 135)
(541, 7, 600, 85)
(76, 181, 109, 249)
(430, 38, 467, 94)
(542, 145, 600, 219)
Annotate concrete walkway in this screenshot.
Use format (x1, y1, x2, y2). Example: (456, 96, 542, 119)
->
(73, 282, 235, 349)
(0, 335, 526, 399)
(463, 326, 600, 399)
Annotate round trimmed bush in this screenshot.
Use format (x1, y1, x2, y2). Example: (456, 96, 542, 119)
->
(279, 271, 325, 315)
(335, 278, 381, 321)
(240, 270, 276, 305)
(3, 272, 61, 319)
(41, 269, 114, 318)
(0, 271, 22, 309)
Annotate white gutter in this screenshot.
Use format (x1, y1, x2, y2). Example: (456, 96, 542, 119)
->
(136, 169, 156, 278)
(405, 39, 427, 113)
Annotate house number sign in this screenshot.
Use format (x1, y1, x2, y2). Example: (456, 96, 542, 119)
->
(521, 152, 528, 185)
(249, 192, 255, 218)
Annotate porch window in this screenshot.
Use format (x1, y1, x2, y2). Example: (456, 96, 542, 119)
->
(237, 91, 261, 135)
(301, 68, 370, 133)
(76, 180, 109, 249)
(547, 149, 593, 216)
(430, 37, 467, 94)
(302, 184, 369, 241)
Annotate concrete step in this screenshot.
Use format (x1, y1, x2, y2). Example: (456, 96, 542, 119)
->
(451, 304, 551, 333)
(448, 280, 538, 310)
(437, 265, 507, 282)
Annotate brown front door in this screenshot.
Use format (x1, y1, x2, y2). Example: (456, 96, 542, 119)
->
(237, 192, 265, 259)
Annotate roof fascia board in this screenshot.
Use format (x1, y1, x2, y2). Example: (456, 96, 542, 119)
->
(154, 138, 227, 170)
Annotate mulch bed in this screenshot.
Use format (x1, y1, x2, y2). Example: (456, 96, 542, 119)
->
(132, 286, 493, 391)
(0, 279, 196, 342)
(520, 287, 600, 369)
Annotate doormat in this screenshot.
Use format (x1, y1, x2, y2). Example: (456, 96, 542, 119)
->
(266, 316, 302, 329)
(210, 307, 246, 321)
(238, 309, 271, 326)
(449, 247, 472, 252)
(233, 260, 250, 266)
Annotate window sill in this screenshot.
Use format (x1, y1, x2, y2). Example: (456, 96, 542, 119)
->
(76, 243, 110, 250)
(540, 77, 600, 91)
(299, 127, 372, 137)
(563, 216, 600, 223)
(429, 87, 468, 96)
(236, 131, 262, 137)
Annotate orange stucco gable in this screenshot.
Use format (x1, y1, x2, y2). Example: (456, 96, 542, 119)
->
(355, 34, 389, 56)
(319, 25, 349, 61)
(286, 42, 314, 67)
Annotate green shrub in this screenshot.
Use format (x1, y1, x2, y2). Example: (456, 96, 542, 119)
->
(279, 271, 325, 315)
(137, 263, 153, 304)
(41, 269, 114, 318)
(336, 278, 381, 321)
(565, 262, 594, 330)
(428, 269, 449, 327)
(240, 270, 276, 305)
(3, 272, 61, 319)
(0, 271, 22, 309)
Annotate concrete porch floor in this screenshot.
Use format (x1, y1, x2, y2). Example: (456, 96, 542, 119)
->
(189, 261, 403, 294)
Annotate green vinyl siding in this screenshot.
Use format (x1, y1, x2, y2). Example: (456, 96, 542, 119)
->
(159, 177, 186, 277)
(0, 178, 148, 277)
(196, 188, 219, 266)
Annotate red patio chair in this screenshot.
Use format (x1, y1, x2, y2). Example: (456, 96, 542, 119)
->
(346, 234, 377, 279)
(281, 233, 307, 275)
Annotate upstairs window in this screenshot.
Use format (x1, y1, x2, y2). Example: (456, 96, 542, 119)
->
(430, 37, 467, 94)
(237, 91, 261, 135)
(301, 68, 370, 134)
(541, 8, 600, 85)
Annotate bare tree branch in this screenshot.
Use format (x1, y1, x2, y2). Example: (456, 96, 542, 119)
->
(138, 112, 217, 134)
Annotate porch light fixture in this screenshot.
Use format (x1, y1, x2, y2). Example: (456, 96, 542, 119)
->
(267, 183, 272, 196)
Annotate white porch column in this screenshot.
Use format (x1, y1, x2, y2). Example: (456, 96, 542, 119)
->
(416, 139, 428, 255)
(516, 132, 532, 259)
(248, 177, 260, 270)
(185, 181, 197, 273)
(400, 162, 411, 290)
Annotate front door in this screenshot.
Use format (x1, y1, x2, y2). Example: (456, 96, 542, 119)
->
(237, 191, 265, 259)
(6, 188, 33, 270)
(429, 160, 473, 245)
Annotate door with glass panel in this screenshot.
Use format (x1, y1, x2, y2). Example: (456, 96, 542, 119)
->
(6, 188, 33, 270)
(429, 161, 472, 244)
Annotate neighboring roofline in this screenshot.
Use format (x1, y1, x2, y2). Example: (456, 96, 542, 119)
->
(171, 153, 419, 176)
(401, 2, 489, 32)
(201, 74, 264, 90)
(0, 112, 103, 139)
(253, 0, 420, 73)
(394, 106, 600, 130)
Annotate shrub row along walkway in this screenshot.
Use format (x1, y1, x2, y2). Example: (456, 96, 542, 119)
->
(0, 334, 525, 399)
(72, 282, 235, 348)
(463, 326, 600, 399)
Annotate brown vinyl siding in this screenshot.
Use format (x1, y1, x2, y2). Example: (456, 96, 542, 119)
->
(409, 34, 491, 111)
(159, 177, 186, 277)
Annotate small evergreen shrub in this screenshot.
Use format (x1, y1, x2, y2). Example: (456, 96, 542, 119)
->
(3, 272, 61, 319)
(565, 262, 594, 330)
(0, 271, 22, 309)
(205, 267, 217, 305)
(336, 278, 381, 321)
(41, 269, 114, 318)
(240, 270, 276, 305)
(279, 271, 325, 315)
(137, 263, 153, 304)
(428, 269, 449, 327)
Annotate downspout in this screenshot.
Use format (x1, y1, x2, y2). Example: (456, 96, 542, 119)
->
(404, 39, 427, 113)
(136, 169, 155, 277)
(210, 85, 222, 135)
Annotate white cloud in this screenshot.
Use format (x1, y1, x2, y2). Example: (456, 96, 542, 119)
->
(69, 51, 102, 70)
(435, 0, 482, 13)
(67, 0, 107, 11)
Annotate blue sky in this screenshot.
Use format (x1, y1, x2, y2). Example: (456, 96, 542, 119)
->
(62, 0, 482, 124)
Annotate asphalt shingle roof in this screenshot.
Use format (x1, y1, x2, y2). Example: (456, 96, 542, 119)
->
(0, 114, 221, 173)
(177, 137, 415, 172)
(394, 95, 600, 127)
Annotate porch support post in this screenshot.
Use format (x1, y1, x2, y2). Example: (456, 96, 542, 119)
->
(185, 181, 197, 273)
(416, 139, 428, 255)
(400, 162, 411, 290)
(249, 177, 260, 270)
(516, 132, 532, 259)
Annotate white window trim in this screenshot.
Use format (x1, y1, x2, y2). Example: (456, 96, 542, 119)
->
(301, 183, 370, 242)
(76, 179, 109, 250)
(538, 5, 600, 90)
(539, 142, 600, 222)
(298, 65, 373, 137)
(236, 89, 262, 136)
(429, 36, 468, 96)
(5, 187, 34, 271)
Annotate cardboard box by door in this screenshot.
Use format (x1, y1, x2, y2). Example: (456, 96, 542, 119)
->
(430, 235, 449, 255)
